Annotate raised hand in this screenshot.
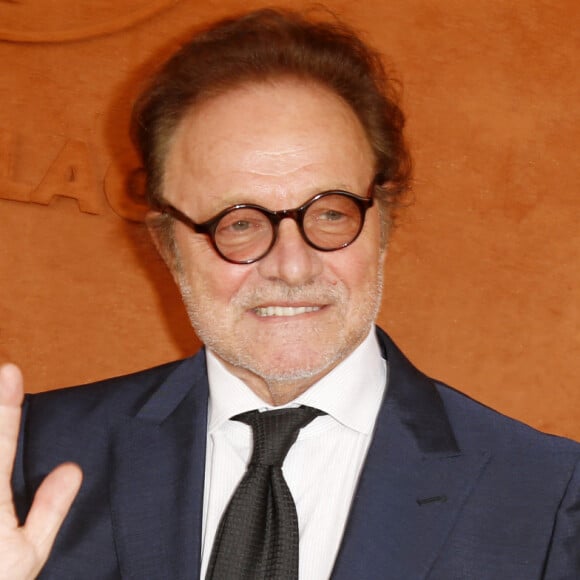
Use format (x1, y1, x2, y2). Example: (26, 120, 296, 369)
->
(0, 364, 82, 580)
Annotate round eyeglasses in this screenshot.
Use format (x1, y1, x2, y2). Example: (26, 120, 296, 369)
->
(152, 183, 375, 264)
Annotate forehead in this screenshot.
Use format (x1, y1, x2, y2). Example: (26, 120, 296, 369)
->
(162, 79, 375, 209)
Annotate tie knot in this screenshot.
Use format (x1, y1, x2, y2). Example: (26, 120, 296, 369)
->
(234, 406, 322, 467)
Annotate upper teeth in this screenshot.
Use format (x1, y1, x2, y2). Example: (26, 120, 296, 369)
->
(254, 306, 321, 317)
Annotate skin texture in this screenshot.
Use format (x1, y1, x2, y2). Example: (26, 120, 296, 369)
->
(153, 79, 386, 405)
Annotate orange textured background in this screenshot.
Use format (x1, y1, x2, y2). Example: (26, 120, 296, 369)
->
(0, 0, 578, 439)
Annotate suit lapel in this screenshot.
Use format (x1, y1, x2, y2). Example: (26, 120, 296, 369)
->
(109, 352, 209, 579)
(332, 329, 490, 579)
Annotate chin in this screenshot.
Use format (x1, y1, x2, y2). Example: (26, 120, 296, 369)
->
(235, 344, 349, 384)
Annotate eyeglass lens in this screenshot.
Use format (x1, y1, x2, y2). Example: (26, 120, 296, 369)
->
(214, 193, 365, 263)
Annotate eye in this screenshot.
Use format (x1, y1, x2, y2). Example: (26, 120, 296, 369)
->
(309, 205, 353, 227)
(218, 218, 263, 235)
(229, 219, 253, 232)
(215, 208, 271, 241)
(319, 209, 347, 222)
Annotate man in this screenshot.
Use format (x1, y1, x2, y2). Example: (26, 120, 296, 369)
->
(1, 8, 579, 579)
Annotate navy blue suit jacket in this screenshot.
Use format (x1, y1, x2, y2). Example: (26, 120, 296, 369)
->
(13, 328, 580, 578)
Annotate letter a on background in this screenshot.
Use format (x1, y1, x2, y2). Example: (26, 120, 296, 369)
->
(29, 139, 103, 214)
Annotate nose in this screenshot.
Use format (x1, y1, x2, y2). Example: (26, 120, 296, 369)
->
(256, 218, 323, 285)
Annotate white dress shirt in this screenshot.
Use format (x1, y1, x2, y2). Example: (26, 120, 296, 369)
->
(200, 328, 387, 579)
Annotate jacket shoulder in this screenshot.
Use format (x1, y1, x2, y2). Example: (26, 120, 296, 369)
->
(375, 325, 580, 458)
(434, 380, 580, 458)
(25, 354, 202, 423)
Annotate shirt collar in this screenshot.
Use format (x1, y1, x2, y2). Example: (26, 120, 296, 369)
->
(206, 327, 386, 435)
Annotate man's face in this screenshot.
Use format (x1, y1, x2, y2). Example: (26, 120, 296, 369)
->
(158, 80, 385, 402)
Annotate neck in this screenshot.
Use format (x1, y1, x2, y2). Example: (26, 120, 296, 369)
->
(214, 354, 342, 406)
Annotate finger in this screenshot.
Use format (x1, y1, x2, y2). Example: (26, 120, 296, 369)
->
(0, 363, 24, 406)
(23, 463, 83, 560)
(0, 364, 24, 509)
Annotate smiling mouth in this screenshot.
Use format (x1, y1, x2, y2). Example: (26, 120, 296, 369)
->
(253, 305, 322, 317)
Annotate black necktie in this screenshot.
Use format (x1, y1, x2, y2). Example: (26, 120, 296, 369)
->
(206, 406, 323, 580)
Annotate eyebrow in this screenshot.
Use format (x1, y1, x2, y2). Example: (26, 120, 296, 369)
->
(171, 183, 360, 211)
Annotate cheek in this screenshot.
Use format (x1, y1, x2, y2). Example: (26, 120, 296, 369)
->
(348, 256, 380, 291)
(330, 233, 383, 291)
(174, 232, 255, 305)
